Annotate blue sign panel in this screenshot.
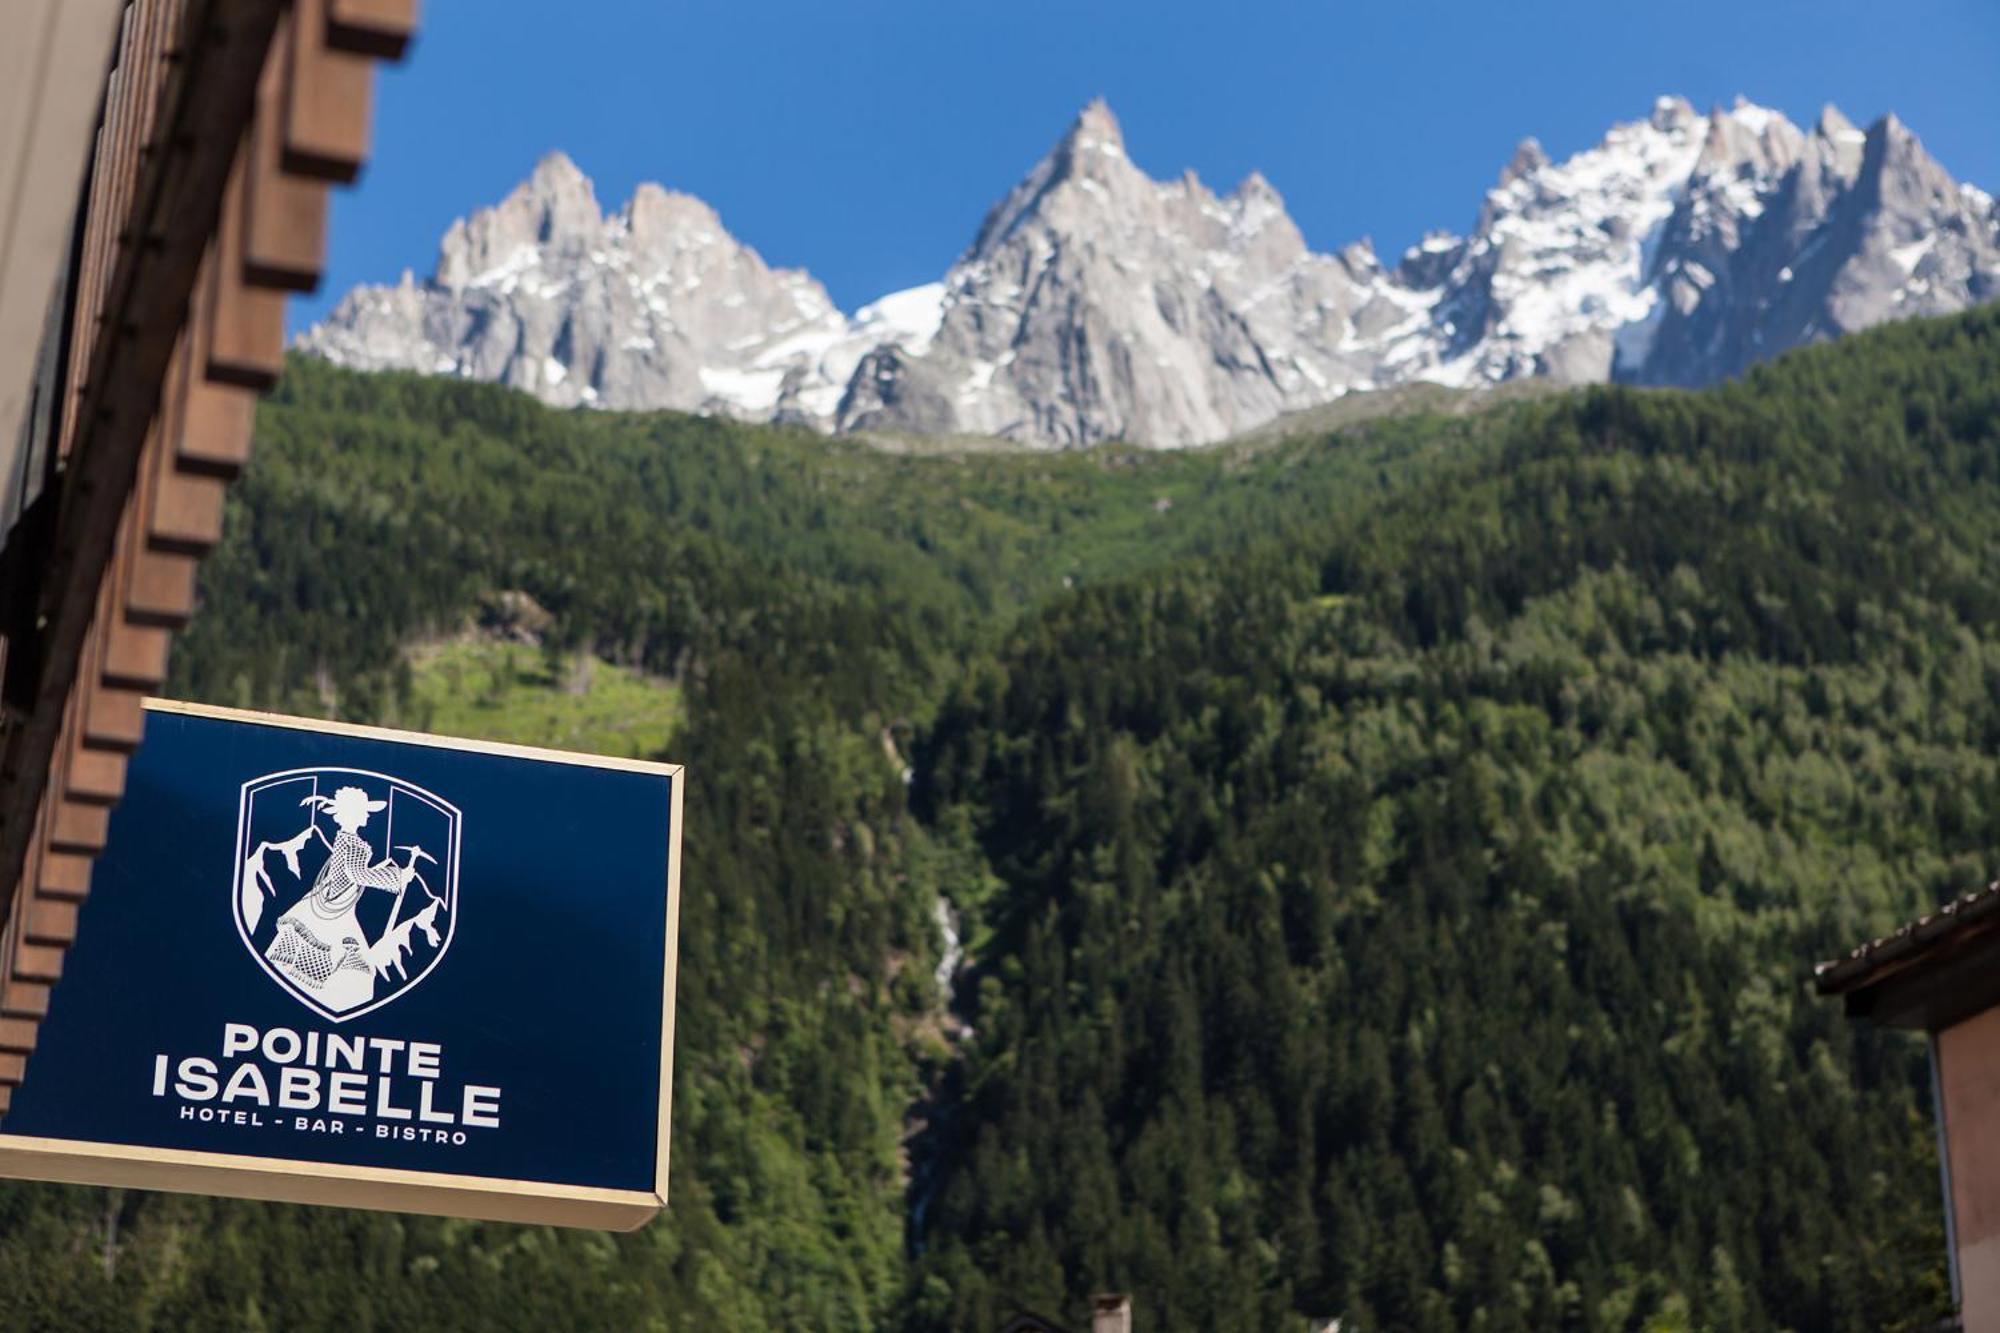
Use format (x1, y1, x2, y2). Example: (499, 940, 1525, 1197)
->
(0, 702, 682, 1229)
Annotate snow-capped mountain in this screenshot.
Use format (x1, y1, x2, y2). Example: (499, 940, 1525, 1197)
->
(1623, 105, 2000, 386)
(833, 101, 1430, 447)
(298, 152, 941, 421)
(301, 96, 1999, 448)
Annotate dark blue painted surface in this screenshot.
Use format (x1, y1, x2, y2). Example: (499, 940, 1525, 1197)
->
(2, 710, 676, 1193)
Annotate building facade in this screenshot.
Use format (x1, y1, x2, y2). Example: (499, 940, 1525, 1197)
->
(0, 0, 410, 1113)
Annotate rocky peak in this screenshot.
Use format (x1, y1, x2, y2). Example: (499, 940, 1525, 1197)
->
(840, 99, 1408, 446)
(624, 181, 717, 229)
(1666, 102, 1802, 264)
(1336, 238, 1382, 278)
(1057, 98, 1127, 173)
(1856, 113, 1943, 197)
(1847, 112, 1992, 258)
(1692, 102, 1802, 184)
(621, 183, 735, 257)
(1224, 169, 1305, 251)
(1397, 231, 1464, 289)
(1233, 169, 1282, 207)
(1807, 104, 1869, 182)
(1650, 95, 1700, 133)
(523, 149, 592, 202)
(1498, 137, 1549, 187)
(1831, 112, 1977, 249)
(964, 99, 1148, 261)
(436, 151, 602, 290)
(1815, 104, 1859, 141)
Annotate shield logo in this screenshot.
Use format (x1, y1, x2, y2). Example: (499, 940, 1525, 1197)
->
(232, 767, 462, 1023)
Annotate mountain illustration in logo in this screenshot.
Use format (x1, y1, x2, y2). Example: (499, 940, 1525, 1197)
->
(232, 768, 462, 1023)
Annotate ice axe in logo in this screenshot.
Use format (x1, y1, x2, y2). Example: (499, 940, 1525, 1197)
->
(390, 843, 441, 915)
(373, 844, 447, 981)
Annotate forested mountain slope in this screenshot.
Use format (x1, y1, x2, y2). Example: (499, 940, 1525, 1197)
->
(4, 307, 1997, 1329)
(911, 313, 2000, 1328)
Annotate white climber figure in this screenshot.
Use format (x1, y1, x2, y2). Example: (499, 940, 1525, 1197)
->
(254, 785, 430, 1014)
(234, 767, 461, 1021)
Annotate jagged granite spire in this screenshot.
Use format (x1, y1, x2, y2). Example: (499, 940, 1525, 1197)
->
(840, 99, 1403, 446)
(1621, 103, 1999, 385)
(299, 152, 935, 419)
(434, 150, 602, 293)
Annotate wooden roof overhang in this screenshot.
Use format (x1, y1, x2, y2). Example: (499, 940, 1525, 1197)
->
(1815, 881, 2000, 1031)
(0, 0, 413, 1114)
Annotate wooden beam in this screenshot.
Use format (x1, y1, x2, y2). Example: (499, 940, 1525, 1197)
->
(242, 11, 328, 291)
(151, 320, 230, 552)
(124, 549, 199, 627)
(204, 151, 286, 389)
(47, 798, 110, 854)
(20, 900, 77, 947)
(100, 619, 171, 691)
(148, 467, 230, 554)
(61, 742, 128, 806)
(175, 264, 259, 476)
(36, 852, 92, 903)
(326, 0, 417, 59)
(283, 0, 374, 182)
(10, 944, 61, 984)
(80, 686, 146, 754)
(1, 979, 52, 1020)
(80, 569, 146, 752)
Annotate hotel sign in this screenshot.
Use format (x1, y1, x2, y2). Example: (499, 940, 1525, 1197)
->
(0, 701, 682, 1230)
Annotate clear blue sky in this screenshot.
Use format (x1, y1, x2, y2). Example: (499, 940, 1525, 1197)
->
(294, 0, 2000, 331)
